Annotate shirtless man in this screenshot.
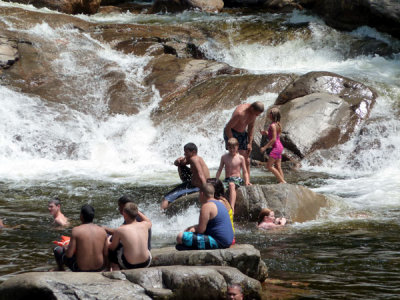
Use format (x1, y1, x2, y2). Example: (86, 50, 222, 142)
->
(161, 142, 210, 210)
(257, 208, 287, 230)
(108, 202, 152, 270)
(216, 138, 250, 213)
(224, 101, 264, 181)
(48, 197, 69, 227)
(54, 204, 108, 271)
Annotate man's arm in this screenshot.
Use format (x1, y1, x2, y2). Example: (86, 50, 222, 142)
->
(137, 211, 152, 229)
(196, 203, 212, 234)
(215, 157, 225, 180)
(65, 229, 77, 258)
(109, 230, 121, 251)
(247, 120, 256, 153)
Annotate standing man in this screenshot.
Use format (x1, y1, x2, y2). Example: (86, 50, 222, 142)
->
(48, 197, 69, 227)
(176, 183, 234, 250)
(224, 101, 264, 181)
(161, 143, 210, 210)
(53, 204, 107, 272)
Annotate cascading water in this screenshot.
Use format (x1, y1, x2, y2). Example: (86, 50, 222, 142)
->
(1, 2, 400, 298)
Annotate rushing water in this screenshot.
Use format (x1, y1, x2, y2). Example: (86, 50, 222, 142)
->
(1, 2, 400, 299)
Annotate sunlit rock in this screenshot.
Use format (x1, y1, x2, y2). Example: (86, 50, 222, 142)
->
(152, 0, 224, 13)
(275, 71, 377, 107)
(151, 72, 296, 124)
(235, 184, 329, 222)
(0, 265, 262, 300)
(151, 244, 268, 282)
(0, 36, 19, 69)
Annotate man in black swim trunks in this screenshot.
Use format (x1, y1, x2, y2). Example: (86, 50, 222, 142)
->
(224, 101, 264, 181)
(54, 204, 107, 272)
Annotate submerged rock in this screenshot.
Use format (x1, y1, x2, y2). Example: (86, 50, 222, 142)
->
(235, 184, 329, 222)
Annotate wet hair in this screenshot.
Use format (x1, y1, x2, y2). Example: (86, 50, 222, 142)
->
(123, 202, 138, 220)
(227, 137, 239, 147)
(269, 107, 282, 134)
(48, 197, 61, 206)
(257, 208, 272, 225)
(251, 101, 264, 112)
(228, 284, 243, 296)
(184, 142, 197, 153)
(118, 195, 134, 206)
(80, 204, 95, 223)
(207, 178, 225, 198)
(200, 183, 215, 198)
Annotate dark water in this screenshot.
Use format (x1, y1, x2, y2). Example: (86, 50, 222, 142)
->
(1, 180, 400, 299)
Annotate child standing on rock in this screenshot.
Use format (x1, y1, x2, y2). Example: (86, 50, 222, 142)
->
(260, 107, 286, 183)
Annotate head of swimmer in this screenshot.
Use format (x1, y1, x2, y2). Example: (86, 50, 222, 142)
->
(183, 142, 197, 159)
(48, 197, 61, 217)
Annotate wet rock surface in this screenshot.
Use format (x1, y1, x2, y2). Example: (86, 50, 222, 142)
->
(0, 246, 264, 300)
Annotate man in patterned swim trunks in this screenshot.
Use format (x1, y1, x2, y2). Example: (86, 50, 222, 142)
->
(176, 183, 234, 250)
(224, 101, 264, 182)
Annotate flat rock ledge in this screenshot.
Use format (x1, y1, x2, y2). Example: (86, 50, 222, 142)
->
(0, 244, 265, 300)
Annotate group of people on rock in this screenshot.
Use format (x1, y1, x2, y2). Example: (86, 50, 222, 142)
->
(45, 101, 287, 273)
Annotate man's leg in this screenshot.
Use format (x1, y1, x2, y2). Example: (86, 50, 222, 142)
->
(53, 246, 65, 271)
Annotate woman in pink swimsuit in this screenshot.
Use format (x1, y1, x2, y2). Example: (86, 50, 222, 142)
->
(260, 108, 286, 183)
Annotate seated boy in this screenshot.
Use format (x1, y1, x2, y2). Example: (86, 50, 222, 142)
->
(216, 138, 250, 213)
(108, 202, 152, 270)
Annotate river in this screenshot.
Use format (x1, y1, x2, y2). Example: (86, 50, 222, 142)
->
(0, 2, 399, 299)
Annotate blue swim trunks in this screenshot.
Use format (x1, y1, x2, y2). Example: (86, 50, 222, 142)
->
(164, 182, 199, 203)
(179, 232, 220, 250)
(223, 176, 244, 189)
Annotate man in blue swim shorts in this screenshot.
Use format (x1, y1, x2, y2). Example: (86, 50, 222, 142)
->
(161, 143, 210, 210)
(224, 101, 264, 182)
(176, 183, 234, 250)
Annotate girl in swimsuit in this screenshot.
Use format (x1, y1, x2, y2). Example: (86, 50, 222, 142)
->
(260, 108, 286, 183)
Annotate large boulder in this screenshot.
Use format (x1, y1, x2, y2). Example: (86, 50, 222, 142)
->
(5, 0, 102, 14)
(235, 184, 329, 222)
(152, 0, 224, 13)
(273, 72, 377, 158)
(0, 265, 261, 300)
(275, 71, 377, 107)
(298, 0, 400, 39)
(151, 244, 268, 282)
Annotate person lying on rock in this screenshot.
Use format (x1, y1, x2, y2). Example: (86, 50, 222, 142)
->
(104, 195, 152, 250)
(176, 183, 234, 250)
(161, 142, 210, 210)
(216, 137, 250, 214)
(53, 204, 108, 272)
(107, 202, 152, 270)
(48, 197, 69, 227)
(257, 208, 287, 229)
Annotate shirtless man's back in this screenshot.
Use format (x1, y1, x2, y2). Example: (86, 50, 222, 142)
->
(109, 203, 152, 269)
(54, 204, 107, 272)
(69, 223, 107, 271)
